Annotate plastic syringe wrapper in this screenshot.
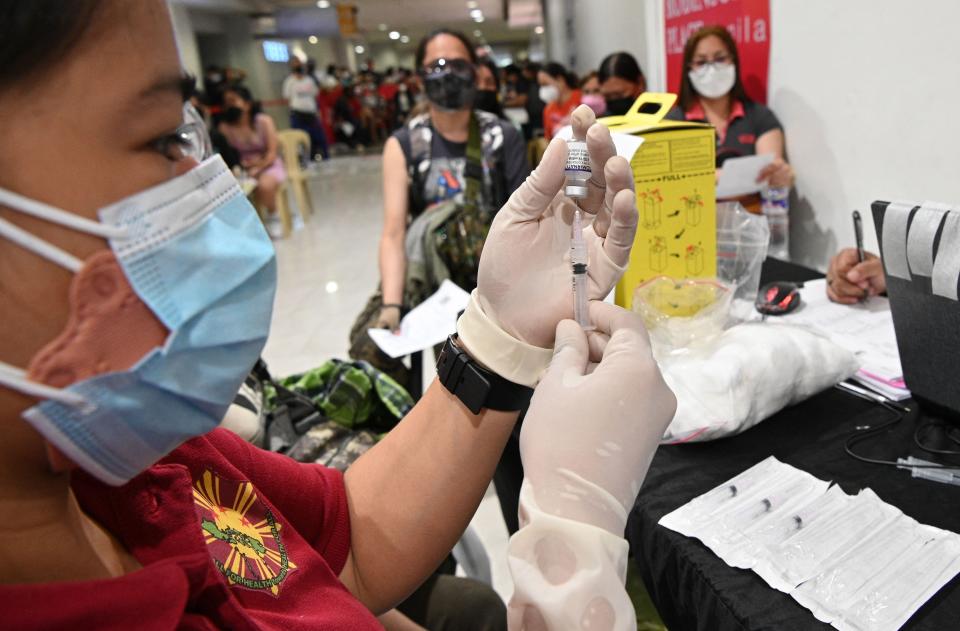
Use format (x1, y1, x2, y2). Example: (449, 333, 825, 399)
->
(659, 457, 960, 630)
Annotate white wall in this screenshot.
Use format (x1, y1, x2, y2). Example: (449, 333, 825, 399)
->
(570, 0, 666, 90)
(169, 3, 203, 81)
(767, 0, 960, 269)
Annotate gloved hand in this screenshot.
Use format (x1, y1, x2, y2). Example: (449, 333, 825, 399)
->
(458, 105, 638, 386)
(376, 305, 402, 331)
(507, 302, 677, 631)
(520, 301, 676, 534)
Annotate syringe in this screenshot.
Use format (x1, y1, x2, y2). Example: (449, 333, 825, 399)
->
(571, 209, 590, 329)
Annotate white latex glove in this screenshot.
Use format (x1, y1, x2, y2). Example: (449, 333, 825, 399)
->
(507, 302, 677, 631)
(458, 105, 638, 386)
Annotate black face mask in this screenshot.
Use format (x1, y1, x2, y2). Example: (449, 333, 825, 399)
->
(605, 96, 634, 116)
(420, 58, 477, 112)
(474, 89, 501, 116)
(223, 106, 244, 124)
(423, 74, 476, 111)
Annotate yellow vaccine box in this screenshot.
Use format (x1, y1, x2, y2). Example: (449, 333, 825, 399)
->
(600, 93, 716, 310)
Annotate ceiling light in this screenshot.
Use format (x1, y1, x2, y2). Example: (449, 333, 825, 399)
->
(325, 281, 339, 294)
(308, 35, 319, 44)
(317, 0, 330, 7)
(473, 15, 485, 23)
(400, 35, 410, 44)
(467, 0, 478, 7)
(354, 45, 365, 54)
(389, 30, 400, 40)
(534, 26, 544, 34)
(470, 8, 483, 18)
(378, 23, 387, 31)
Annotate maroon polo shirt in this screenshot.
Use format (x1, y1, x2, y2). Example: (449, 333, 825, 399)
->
(1, 428, 381, 630)
(667, 98, 783, 167)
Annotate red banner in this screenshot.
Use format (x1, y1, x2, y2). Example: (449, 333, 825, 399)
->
(664, 0, 771, 104)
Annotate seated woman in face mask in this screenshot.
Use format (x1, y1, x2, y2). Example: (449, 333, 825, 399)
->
(538, 62, 580, 140)
(217, 85, 287, 237)
(373, 29, 529, 335)
(579, 71, 606, 117)
(597, 51, 646, 116)
(666, 25, 794, 202)
(474, 57, 505, 119)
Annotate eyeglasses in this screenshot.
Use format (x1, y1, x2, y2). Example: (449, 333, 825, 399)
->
(153, 102, 212, 163)
(179, 102, 213, 161)
(690, 54, 732, 70)
(419, 58, 476, 82)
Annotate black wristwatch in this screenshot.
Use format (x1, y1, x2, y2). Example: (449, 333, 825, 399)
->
(436, 335, 534, 415)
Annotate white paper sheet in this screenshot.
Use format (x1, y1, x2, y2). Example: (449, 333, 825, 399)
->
(554, 125, 645, 162)
(715, 153, 775, 199)
(367, 280, 471, 359)
(773, 278, 909, 400)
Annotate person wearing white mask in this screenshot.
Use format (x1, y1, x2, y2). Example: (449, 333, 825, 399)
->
(538, 62, 581, 140)
(667, 25, 794, 206)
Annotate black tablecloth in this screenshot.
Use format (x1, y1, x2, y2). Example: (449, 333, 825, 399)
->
(627, 258, 960, 630)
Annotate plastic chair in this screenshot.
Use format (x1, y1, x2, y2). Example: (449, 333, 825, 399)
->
(277, 129, 315, 220)
(249, 178, 293, 239)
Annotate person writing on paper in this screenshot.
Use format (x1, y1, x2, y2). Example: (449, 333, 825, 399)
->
(826, 248, 886, 304)
(666, 26, 793, 204)
(0, 5, 671, 630)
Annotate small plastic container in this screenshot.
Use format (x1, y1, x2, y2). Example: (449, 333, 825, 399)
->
(633, 276, 733, 351)
(564, 140, 591, 199)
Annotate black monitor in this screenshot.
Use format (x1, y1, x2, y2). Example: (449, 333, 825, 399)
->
(872, 200, 960, 429)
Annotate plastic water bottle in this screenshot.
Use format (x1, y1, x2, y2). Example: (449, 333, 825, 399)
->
(761, 185, 790, 260)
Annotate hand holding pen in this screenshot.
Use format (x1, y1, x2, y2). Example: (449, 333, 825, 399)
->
(825, 212, 888, 304)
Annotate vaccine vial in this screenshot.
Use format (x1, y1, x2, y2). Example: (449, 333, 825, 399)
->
(564, 140, 591, 199)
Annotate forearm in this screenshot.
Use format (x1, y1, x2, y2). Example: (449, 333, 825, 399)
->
(379, 233, 407, 305)
(259, 147, 278, 168)
(341, 380, 519, 612)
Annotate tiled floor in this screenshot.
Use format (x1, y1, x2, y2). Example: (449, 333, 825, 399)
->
(262, 155, 514, 602)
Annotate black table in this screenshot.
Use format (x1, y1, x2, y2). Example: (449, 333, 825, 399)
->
(627, 258, 960, 630)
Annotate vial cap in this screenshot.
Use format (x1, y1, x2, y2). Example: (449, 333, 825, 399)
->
(565, 185, 588, 199)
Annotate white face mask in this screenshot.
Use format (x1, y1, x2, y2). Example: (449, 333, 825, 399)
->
(688, 62, 736, 99)
(539, 84, 560, 104)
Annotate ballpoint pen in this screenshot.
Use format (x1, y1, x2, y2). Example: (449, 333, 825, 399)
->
(852, 210, 867, 301)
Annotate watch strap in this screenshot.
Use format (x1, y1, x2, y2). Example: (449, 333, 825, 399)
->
(436, 335, 534, 415)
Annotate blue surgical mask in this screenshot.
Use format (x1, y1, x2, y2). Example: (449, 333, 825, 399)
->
(0, 155, 276, 485)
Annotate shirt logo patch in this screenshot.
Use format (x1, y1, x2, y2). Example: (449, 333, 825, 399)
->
(738, 133, 756, 145)
(193, 470, 297, 596)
